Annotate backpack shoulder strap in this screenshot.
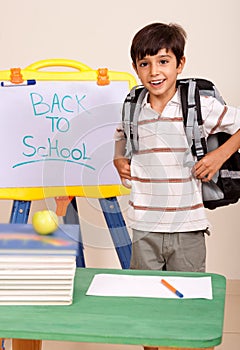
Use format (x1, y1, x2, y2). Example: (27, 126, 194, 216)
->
(178, 78, 208, 160)
(193, 78, 225, 104)
(122, 85, 148, 156)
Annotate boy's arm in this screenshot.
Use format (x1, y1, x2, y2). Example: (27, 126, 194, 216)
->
(194, 129, 240, 182)
(113, 130, 131, 188)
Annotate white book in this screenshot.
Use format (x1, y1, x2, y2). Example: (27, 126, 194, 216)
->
(0, 295, 73, 301)
(0, 279, 73, 285)
(0, 284, 72, 290)
(0, 268, 76, 276)
(0, 251, 76, 305)
(0, 282, 75, 305)
(0, 255, 76, 269)
(0, 272, 73, 278)
(0, 262, 76, 269)
(0, 256, 76, 263)
(0, 300, 73, 305)
(0, 275, 74, 280)
(0, 289, 72, 296)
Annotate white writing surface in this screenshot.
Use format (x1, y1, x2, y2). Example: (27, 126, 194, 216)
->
(0, 81, 129, 188)
(86, 274, 213, 299)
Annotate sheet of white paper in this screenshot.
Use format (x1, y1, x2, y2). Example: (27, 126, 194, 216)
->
(86, 274, 212, 299)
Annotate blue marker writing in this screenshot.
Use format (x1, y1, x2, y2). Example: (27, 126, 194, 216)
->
(1, 80, 36, 87)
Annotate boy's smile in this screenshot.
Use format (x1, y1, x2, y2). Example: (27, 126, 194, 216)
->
(133, 48, 185, 112)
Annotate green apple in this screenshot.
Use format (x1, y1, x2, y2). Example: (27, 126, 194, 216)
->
(32, 210, 59, 235)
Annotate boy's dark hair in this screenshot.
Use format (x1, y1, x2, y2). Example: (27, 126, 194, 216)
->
(130, 22, 187, 67)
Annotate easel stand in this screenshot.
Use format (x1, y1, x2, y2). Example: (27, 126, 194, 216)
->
(6, 196, 132, 350)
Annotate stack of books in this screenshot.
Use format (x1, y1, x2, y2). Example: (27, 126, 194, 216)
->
(0, 223, 79, 305)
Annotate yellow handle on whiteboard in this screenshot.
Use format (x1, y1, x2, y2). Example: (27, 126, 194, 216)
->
(25, 58, 92, 72)
(0, 58, 137, 86)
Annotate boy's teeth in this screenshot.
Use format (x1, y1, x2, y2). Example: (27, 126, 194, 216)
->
(151, 80, 163, 85)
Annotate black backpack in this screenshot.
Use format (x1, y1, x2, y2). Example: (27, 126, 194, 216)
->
(122, 78, 240, 210)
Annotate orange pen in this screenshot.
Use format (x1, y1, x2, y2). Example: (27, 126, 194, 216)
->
(161, 279, 184, 298)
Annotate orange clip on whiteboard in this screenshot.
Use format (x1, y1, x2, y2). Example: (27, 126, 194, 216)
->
(0, 59, 136, 201)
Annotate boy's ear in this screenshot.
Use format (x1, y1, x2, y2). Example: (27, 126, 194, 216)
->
(132, 62, 138, 75)
(177, 56, 186, 74)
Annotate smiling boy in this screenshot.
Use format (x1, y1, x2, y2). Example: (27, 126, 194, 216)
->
(114, 23, 240, 274)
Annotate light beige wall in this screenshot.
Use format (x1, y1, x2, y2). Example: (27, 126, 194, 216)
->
(0, 0, 239, 279)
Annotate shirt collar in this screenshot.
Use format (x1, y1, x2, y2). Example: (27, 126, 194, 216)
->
(142, 87, 181, 108)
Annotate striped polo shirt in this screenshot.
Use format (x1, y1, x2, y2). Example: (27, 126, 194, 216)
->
(124, 88, 240, 233)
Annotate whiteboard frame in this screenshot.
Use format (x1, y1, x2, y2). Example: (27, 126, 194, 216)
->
(0, 59, 136, 200)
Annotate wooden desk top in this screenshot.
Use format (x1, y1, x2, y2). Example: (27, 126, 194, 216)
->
(0, 268, 226, 348)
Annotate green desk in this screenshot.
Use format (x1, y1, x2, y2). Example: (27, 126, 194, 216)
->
(0, 268, 226, 350)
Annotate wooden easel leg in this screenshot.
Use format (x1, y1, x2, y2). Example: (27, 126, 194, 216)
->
(12, 339, 42, 350)
(157, 347, 214, 350)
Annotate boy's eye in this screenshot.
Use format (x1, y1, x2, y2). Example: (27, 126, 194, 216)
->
(139, 62, 148, 67)
(160, 59, 168, 64)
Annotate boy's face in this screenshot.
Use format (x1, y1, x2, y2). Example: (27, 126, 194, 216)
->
(133, 48, 185, 102)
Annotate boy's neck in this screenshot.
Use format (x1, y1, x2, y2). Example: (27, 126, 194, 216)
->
(148, 88, 177, 114)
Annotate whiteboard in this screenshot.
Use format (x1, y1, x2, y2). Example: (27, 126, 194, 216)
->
(0, 58, 137, 200)
(0, 80, 129, 189)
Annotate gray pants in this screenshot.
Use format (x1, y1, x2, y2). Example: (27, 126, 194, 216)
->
(130, 230, 206, 272)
